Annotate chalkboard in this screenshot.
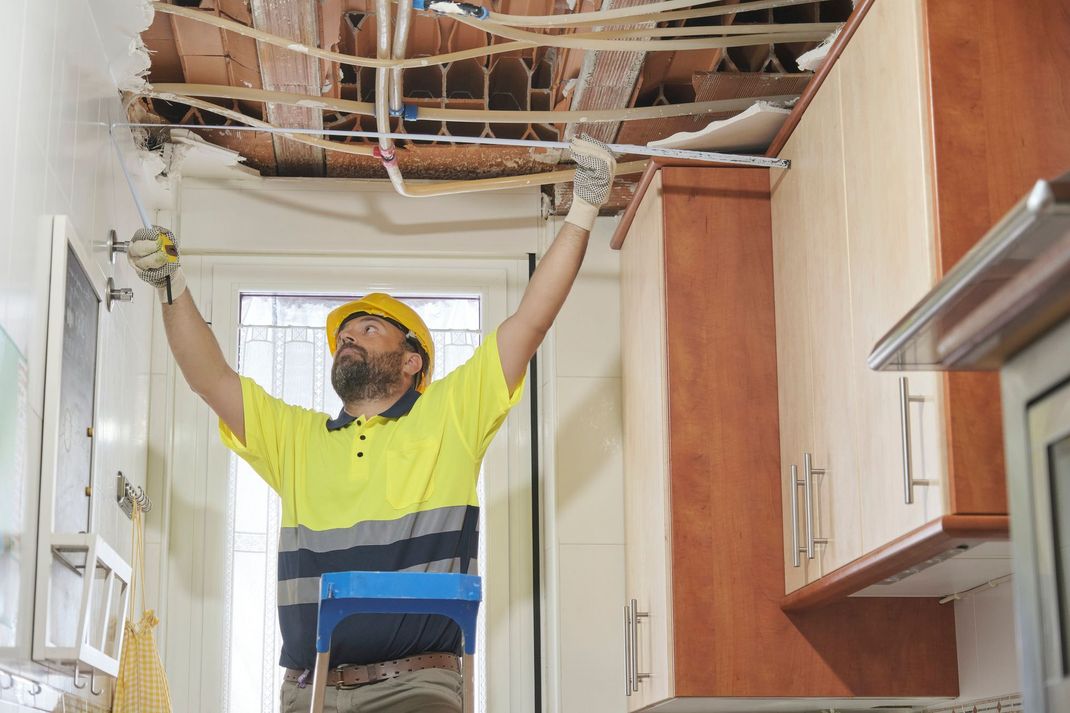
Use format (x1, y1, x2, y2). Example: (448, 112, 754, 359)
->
(54, 245, 99, 534)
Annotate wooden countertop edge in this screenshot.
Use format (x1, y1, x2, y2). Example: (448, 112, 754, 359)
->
(781, 514, 1010, 612)
(764, 0, 877, 158)
(610, 160, 659, 250)
(610, 0, 876, 251)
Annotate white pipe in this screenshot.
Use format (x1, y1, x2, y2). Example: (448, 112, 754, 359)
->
(376, 0, 412, 196)
(391, 0, 414, 114)
(112, 122, 791, 169)
(108, 125, 153, 230)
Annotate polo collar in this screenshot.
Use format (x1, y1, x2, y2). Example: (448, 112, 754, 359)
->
(325, 388, 421, 431)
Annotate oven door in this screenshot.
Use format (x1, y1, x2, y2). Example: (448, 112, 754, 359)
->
(1027, 378, 1070, 710)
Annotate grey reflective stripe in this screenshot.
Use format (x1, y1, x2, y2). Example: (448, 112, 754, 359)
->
(278, 577, 323, 607)
(278, 505, 472, 553)
(277, 559, 476, 607)
(399, 557, 474, 575)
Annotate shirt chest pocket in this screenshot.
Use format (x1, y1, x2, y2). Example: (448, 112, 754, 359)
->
(384, 439, 440, 509)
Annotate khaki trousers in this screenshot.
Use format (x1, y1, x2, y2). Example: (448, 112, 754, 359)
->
(280, 668, 463, 713)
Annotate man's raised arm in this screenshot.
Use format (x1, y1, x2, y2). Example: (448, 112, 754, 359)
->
(129, 228, 245, 443)
(496, 136, 617, 391)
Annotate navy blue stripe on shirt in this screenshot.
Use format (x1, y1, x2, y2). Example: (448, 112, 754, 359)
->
(277, 530, 479, 582)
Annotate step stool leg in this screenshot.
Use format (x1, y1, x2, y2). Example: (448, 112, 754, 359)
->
(462, 654, 474, 713)
(309, 651, 330, 713)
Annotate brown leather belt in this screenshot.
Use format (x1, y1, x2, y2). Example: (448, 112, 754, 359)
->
(284, 653, 460, 689)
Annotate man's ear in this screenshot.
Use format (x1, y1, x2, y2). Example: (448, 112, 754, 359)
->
(403, 350, 424, 379)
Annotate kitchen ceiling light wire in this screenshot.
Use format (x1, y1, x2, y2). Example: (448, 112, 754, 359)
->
(456, 17, 832, 51)
(489, 0, 835, 27)
(139, 0, 800, 199)
(127, 91, 376, 156)
(151, 2, 834, 66)
(112, 121, 790, 169)
(109, 119, 650, 197)
(140, 84, 800, 125)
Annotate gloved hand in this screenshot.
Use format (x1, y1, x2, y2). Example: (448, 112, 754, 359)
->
(565, 134, 617, 232)
(127, 226, 187, 303)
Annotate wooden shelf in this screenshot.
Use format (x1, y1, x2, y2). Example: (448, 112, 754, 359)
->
(782, 515, 1010, 612)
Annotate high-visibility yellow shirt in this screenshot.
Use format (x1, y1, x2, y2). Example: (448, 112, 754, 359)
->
(219, 329, 524, 669)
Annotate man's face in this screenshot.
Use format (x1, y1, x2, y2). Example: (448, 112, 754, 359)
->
(331, 316, 413, 402)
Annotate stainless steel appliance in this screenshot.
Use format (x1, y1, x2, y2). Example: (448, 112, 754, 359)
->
(1002, 318, 1070, 713)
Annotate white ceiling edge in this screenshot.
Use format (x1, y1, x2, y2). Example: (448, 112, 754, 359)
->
(168, 130, 261, 180)
(87, 0, 154, 91)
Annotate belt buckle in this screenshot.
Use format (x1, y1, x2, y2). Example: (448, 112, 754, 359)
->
(333, 664, 363, 690)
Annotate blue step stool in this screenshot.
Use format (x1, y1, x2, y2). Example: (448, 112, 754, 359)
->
(310, 571, 482, 713)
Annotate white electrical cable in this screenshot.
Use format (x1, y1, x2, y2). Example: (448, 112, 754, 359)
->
(142, 84, 800, 125)
(151, 2, 834, 67)
(109, 126, 153, 230)
(938, 574, 1013, 605)
(111, 122, 790, 168)
(491, 0, 834, 27)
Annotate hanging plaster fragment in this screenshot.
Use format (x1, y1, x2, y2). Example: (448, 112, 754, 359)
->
(647, 101, 791, 153)
(796, 27, 841, 71)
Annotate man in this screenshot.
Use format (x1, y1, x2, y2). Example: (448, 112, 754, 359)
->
(128, 135, 616, 713)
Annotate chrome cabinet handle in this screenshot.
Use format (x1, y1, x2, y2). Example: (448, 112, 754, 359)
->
(789, 464, 805, 568)
(803, 453, 828, 560)
(624, 599, 629, 693)
(899, 377, 930, 504)
(630, 598, 650, 691)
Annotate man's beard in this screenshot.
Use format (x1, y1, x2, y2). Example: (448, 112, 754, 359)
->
(331, 344, 409, 403)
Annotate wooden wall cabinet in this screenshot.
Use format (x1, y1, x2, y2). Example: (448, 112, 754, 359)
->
(771, 0, 946, 592)
(770, 0, 1011, 608)
(617, 166, 957, 711)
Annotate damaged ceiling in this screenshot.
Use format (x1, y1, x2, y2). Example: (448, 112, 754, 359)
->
(134, 0, 852, 212)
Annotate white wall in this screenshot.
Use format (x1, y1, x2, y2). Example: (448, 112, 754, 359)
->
(0, 0, 158, 710)
(952, 582, 1020, 701)
(541, 216, 626, 713)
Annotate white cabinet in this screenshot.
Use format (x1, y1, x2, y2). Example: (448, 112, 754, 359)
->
(620, 172, 674, 712)
(838, 0, 948, 553)
(771, 0, 952, 594)
(771, 66, 863, 589)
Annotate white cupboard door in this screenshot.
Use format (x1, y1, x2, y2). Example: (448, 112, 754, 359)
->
(770, 148, 818, 592)
(785, 66, 863, 580)
(839, 0, 949, 554)
(620, 174, 674, 710)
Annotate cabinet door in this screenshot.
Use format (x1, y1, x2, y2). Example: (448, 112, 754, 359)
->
(620, 174, 674, 710)
(772, 66, 862, 583)
(770, 151, 818, 593)
(840, 0, 948, 554)
(802, 72, 863, 579)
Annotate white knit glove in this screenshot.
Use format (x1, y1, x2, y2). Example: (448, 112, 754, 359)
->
(127, 226, 187, 303)
(565, 135, 617, 232)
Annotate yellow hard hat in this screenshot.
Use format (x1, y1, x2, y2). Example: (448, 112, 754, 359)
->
(326, 293, 434, 392)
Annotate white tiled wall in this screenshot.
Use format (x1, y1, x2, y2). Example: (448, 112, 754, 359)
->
(542, 216, 627, 713)
(0, 0, 158, 710)
(953, 581, 1020, 701)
